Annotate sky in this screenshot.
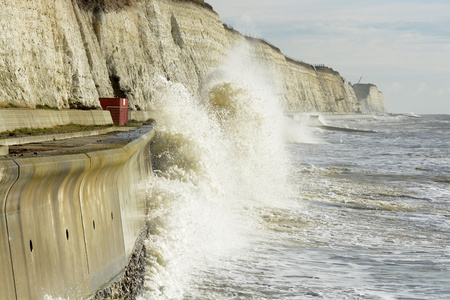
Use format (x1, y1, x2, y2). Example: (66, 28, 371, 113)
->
(206, 0, 450, 114)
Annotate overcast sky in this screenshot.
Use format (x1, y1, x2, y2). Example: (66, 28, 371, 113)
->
(206, 0, 450, 114)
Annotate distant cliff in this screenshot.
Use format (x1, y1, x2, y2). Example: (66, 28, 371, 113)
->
(0, 0, 386, 114)
(352, 84, 387, 114)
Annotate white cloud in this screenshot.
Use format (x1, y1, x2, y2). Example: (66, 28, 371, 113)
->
(388, 82, 404, 93)
(239, 15, 253, 24)
(414, 83, 427, 95)
(436, 87, 450, 97)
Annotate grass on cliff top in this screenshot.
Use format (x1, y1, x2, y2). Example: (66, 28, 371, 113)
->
(77, 0, 213, 12)
(173, 0, 213, 10)
(0, 123, 116, 139)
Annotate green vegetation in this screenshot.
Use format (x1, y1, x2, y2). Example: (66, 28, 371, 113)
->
(285, 56, 316, 70)
(2, 104, 59, 110)
(173, 0, 213, 10)
(0, 123, 115, 139)
(36, 104, 58, 110)
(77, 0, 136, 12)
(223, 23, 240, 34)
(2, 104, 21, 109)
(223, 23, 282, 54)
(244, 35, 281, 54)
(77, 0, 213, 12)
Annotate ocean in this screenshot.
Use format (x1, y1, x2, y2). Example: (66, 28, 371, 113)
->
(139, 48, 450, 300)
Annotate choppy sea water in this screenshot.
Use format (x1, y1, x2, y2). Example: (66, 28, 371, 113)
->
(138, 46, 450, 300)
(282, 114, 450, 299)
(143, 112, 449, 300)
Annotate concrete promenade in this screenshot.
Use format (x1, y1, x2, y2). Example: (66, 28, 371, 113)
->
(0, 111, 155, 299)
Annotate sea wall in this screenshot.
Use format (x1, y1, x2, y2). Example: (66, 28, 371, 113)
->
(0, 126, 154, 299)
(0, 0, 385, 114)
(352, 83, 387, 113)
(0, 109, 113, 132)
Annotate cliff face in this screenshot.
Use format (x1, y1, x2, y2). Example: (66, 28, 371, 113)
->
(352, 84, 387, 113)
(0, 0, 385, 113)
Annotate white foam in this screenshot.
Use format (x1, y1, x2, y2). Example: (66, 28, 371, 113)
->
(141, 44, 291, 298)
(283, 116, 322, 144)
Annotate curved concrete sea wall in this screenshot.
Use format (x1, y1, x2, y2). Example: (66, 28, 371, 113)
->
(0, 126, 154, 300)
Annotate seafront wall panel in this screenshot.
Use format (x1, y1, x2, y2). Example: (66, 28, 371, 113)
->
(81, 148, 128, 291)
(0, 160, 19, 300)
(0, 126, 155, 299)
(118, 130, 154, 258)
(0, 110, 113, 133)
(6, 155, 91, 299)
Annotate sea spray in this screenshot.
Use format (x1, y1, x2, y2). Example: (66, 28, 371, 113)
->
(141, 44, 294, 299)
(142, 83, 450, 299)
(283, 116, 322, 144)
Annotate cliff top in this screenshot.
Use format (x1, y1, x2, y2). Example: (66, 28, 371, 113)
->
(173, 0, 213, 10)
(223, 24, 338, 75)
(77, 0, 214, 12)
(352, 83, 377, 87)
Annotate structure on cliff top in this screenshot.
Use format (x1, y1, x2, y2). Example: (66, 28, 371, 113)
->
(0, 0, 386, 114)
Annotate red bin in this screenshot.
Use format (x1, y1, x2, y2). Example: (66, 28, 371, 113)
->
(99, 98, 129, 126)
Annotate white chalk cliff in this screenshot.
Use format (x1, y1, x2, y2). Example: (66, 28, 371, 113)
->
(0, 0, 386, 114)
(352, 84, 387, 114)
